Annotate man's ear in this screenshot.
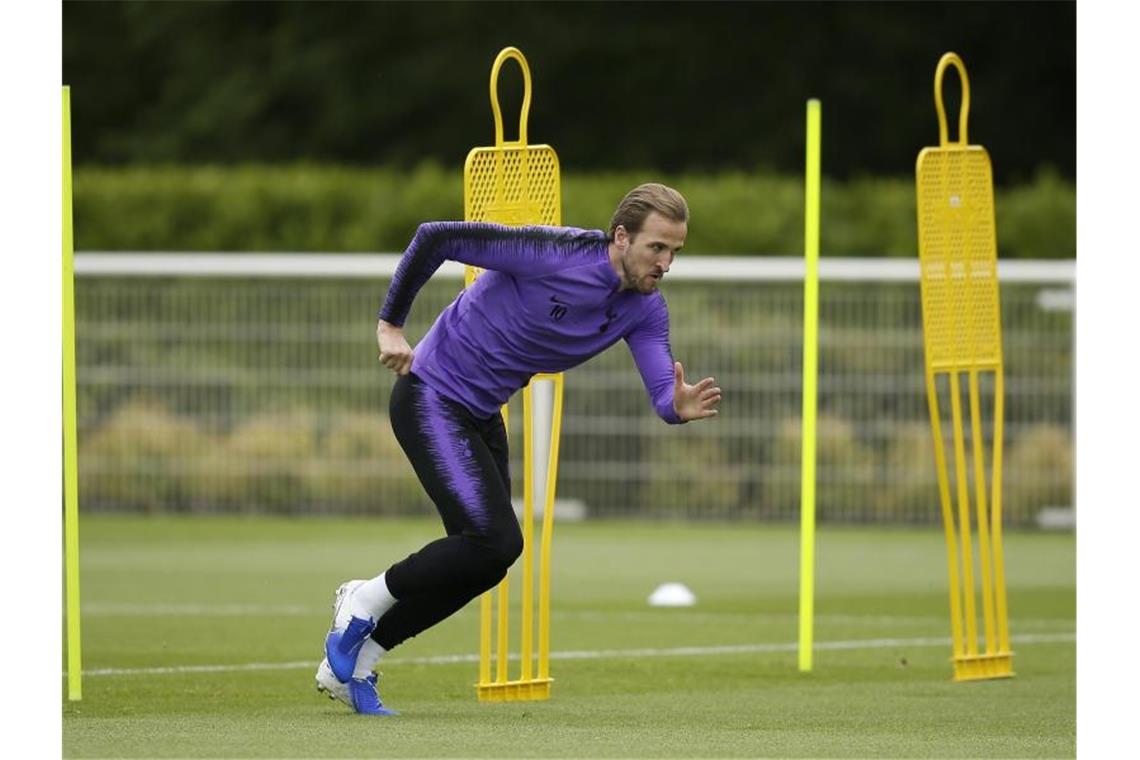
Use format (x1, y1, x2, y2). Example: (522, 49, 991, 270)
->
(614, 225, 630, 251)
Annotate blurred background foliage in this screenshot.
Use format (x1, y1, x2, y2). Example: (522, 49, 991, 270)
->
(73, 163, 1075, 257)
(64, 1, 1075, 258)
(65, 1, 1075, 522)
(63, 1, 1074, 183)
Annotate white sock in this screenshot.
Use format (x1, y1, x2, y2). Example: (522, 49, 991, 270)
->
(347, 571, 398, 622)
(353, 638, 386, 680)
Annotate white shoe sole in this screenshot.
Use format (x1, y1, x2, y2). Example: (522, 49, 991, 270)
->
(315, 657, 350, 705)
(316, 579, 366, 706)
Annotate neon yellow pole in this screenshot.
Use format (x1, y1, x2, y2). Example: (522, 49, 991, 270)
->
(520, 385, 535, 682)
(63, 85, 83, 701)
(798, 99, 821, 673)
(537, 373, 563, 682)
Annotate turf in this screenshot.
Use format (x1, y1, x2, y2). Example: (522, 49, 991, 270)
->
(63, 517, 1075, 758)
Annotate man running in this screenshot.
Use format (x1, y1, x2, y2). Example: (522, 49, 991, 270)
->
(317, 183, 721, 715)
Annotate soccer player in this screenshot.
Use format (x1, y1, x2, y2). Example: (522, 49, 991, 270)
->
(316, 183, 721, 715)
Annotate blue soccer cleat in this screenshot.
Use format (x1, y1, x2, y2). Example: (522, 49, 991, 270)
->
(325, 614, 377, 683)
(348, 676, 399, 716)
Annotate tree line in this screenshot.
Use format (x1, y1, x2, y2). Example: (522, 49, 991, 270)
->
(63, 1, 1074, 185)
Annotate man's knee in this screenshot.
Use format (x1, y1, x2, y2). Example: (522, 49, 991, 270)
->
(494, 523, 523, 567)
(466, 521, 523, 582)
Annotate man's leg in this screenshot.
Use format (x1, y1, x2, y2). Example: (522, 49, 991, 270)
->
(369, 372, 520, 649)
(323, 373, 519, 713)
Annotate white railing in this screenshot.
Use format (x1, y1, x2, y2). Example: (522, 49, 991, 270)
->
(75, 252, 1075, 284)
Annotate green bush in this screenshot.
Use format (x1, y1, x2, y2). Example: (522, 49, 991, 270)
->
(73, 164, 1075, 258)
(194, 409, 318, 513)
(73, 164, 455, 252)
(879, 422, 940, 522)
(995, 167, 1076, 259)
(303, 413, 427, 513)
(1004, 424, 1074, 525)
(640, 431, 742, 517)
(764, 415, 878, 522)
(78, 394, 1071, 522)
(80, 400, 433, 514)
(79, 399, 214, 512)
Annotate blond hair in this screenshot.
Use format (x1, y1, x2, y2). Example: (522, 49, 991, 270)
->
(608, 183, 689, 239)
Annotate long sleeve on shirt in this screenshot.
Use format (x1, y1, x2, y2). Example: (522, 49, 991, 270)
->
(376, 221, 682, 423)
(380, 222, 603, 327)
(626, 298, 684, 424)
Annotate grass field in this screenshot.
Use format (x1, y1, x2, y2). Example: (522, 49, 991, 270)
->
(62, 517, 1075, 758)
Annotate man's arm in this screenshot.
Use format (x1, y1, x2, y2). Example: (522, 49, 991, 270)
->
(375, 221, 603, 376)
(377, 318, 415, 375)
(378, 221, 602, 328)
(625, 298, 722, 423)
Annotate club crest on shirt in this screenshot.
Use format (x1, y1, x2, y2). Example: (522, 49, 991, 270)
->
(599, 305, 618, 333)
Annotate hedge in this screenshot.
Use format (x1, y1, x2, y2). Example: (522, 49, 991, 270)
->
(78, 399, 1072, 523)
(73, 164, 1075, 259)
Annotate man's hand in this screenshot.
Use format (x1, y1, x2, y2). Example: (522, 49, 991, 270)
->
(672, 361, 721, 421)
(377, 319, 414, 376)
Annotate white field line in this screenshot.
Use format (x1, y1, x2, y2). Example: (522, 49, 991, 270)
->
(82, 603, 315, 616)
(549, 610, 1071, 629)
(67, 632, 1074, 678)
(78, 603, 1070, 630)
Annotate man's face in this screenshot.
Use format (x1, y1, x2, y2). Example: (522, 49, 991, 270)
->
(616, 211, 687, 293)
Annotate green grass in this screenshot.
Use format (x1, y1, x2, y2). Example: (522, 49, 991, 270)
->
(63, 517, 1075, 758)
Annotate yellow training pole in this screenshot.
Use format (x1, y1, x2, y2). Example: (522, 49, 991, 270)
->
(63, 85, 83, 701)
(798, 98, 821, 673)
(948, 372, 978, 656)
(479, 593, 492, 685)
(537, 373, 563, 681)
(968, 369, 997, 652)
(496, 570, 509, 684)
(520, 385, 535, 683)
(927, 375, 967, 658)
(992, 370, 1010, 655)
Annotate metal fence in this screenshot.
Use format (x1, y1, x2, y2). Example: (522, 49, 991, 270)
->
(74, 254, 1073, 527)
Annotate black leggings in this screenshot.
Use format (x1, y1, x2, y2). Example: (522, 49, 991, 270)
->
(371, 372, 523, 651)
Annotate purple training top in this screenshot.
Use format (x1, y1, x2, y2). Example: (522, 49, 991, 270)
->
(379, 222, 683, 424)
